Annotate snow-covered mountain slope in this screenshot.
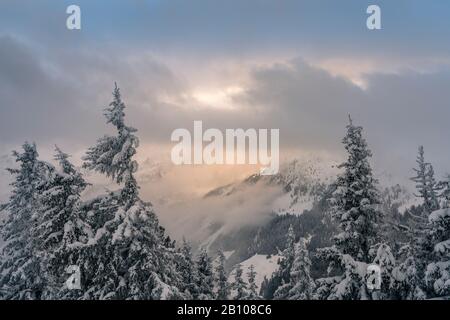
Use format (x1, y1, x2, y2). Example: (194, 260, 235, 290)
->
(228, 254, 280, 291)
(205, 158, 336, 216)
(193, 159, 336, 258)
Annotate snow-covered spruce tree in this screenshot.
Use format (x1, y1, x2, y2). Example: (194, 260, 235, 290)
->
(330, 116, 382, 262)
(196, 248, 214, 299)
(411, 146, 440, 214)
(273, 224, 296, 299)
(315, 116, 386, 300)
(246, 264, 260, 300)
(215, 249, 230, 300)
(287, 239, 315, 300)
(81, 84, 181, 299)
(0, 142, 51, 299)
(83, 83, 139, 207)
(175, 239, 199, 299)
(231, 264, 247, 300)
(393, 146, 442, 300)
(424, 208, 450, 298)
(274, 237, 315, 300)
(33, 146, 91, 299)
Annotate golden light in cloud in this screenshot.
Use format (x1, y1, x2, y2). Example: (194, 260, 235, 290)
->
(191, 86, 244, 109)
(135, 143, 261, 199)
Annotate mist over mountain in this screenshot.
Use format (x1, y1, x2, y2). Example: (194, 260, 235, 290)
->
(139, 157, 418, 270)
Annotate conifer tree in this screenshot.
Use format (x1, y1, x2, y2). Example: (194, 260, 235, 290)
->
(330, 116, 382, 262)
(273, 224, 296, 299)
(287, 239, 315, 300)
(315, 116, 385, 300)
(396, 146, 442, 299)
(231, 264, 247, 300)
(425, 208, 450, 297)
(196, 248, 214, 299)
(215, 249, 230, 300)
(83, 83, 139, 207)
(246, 264, 260, 300)
(411, 146, 440, 214)
(34, 146, 90, 299)
(0, 143, 50, 299)
(176, 239, 199, 299)
(81, 84, 181, 299)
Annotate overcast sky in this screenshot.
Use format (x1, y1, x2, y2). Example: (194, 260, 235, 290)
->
(1, 0, 450, 185)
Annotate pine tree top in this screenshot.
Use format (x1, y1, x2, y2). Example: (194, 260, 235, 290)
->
(105, 83, 126, 130)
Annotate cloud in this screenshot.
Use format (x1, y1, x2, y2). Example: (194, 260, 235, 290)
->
(2, 32, 450, 187)
(2, 0, 450, 63)
(0, 35, 186, 150)
(156, 179, 283, 243)
(236, 59, 450, 178)
(0, 35, 98, 147)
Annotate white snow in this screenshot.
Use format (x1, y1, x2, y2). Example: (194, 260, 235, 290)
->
(429, 208, 450, 223)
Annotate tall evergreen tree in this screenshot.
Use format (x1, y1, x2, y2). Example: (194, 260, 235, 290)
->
(287, 239, 315, 300)
(83, 83, 139, 207)
(395, 146, 442, 299)
(0, 143, 50, 299)
(34, 146, 90, 299)
(330, 116, 382, 262)
(411, 146, 440, 214)
(81, 84, 181, 299)
(273, 224, 296, 299)
(196, 248, 214, 299)
(176, 239, 199, 299)
(215, 249, 230, 300)
(316, 116, 385, 300)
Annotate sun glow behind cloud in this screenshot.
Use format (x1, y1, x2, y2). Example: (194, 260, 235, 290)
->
(190, 86, 244, 109)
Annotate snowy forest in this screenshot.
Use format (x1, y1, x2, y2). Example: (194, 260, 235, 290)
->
(0, 84, 449, 300)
